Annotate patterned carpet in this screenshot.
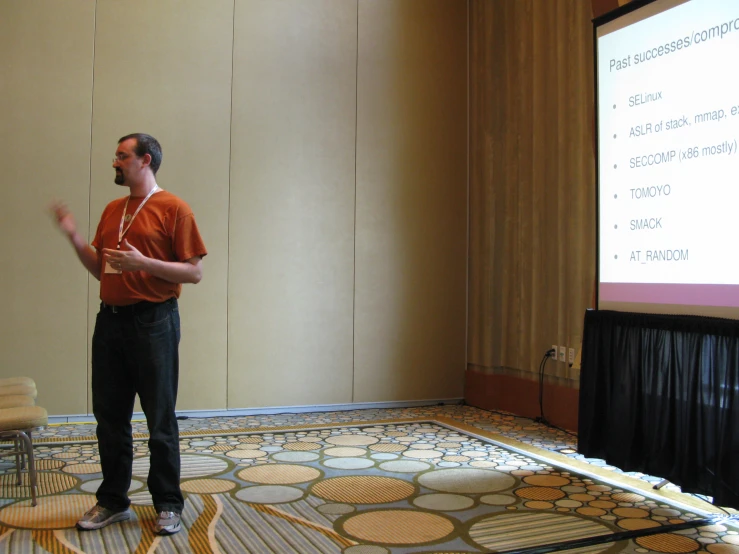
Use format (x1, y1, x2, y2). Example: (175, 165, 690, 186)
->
(0, 405, 737, 553)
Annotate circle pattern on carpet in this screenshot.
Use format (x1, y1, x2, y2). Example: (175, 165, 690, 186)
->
(62, 463, 102, 474)
(515, 486, 566, 500)
(312, 476, 415, 504)
(0, 471, 77, 498)
(284, 442, 322, 451)
(344, 545, 390, 554)
(480, 494, 517, 506)
(324, 447, 367, 457)
(237, 464, 320, 485)
(235, 485, 304, 504)
(9, 418, 734, 553)
(323, 458, 375, 470)
(226, 449, 266, 459)
(35, 460, 65, 470)
(133, 454, 228, 479)
(80, 478, 143, 494)
(271, 451, 320, 462)
(181, 478, 237, 493)
(618, 518, 661, 530)
(317, 503, 356, 515)
(418, 468, 516, 494)
(130, 490, 153, 505)
(369, 444, 406, 452)
(707, 545, 739, 554)
(413, 493, 474, 511)
(341, 509, 455, 544)
(403, 449, 443, 459)
(468, 511, 612, 551)
(379, 460, 430, 473)
(0, 493, 96, 529)
(523, 475, 571, 487)
(326, 435, 379, 446)
(636, 533, 701, 553)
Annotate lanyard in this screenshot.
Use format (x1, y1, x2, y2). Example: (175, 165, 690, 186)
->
(117, 184, 160, 249)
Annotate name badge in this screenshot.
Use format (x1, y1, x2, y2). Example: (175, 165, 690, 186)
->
(104, 261, 122, 275)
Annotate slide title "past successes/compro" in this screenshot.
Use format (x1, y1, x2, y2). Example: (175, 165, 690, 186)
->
(608, 14, 739, 72)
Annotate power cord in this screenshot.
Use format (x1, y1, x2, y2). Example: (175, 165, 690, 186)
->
(535, 348, 579, 440)
(535, 349, 555, 426)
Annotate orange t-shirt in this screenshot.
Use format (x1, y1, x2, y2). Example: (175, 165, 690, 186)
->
(92, 190, 208, 306)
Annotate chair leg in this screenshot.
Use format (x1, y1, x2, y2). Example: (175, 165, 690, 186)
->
(20, 437, 27, 470)
(13, 438, 22, 485)
(16, 431, 37, 507)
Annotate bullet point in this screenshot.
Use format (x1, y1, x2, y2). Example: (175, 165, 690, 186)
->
(614, 255, 618, 259)
(614, 224, 618, 229)
(613, 164, 617, 169)
(614, 194, 617, 199)
(613, 104, 616, 109)
(613, 134, 617, 139)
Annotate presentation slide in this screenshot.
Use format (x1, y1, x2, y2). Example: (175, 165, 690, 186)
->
(597, 0, 739, 317)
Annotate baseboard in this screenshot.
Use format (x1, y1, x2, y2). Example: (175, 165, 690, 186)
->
(47, 398, 465, 425)
(464, 369, 579, 432)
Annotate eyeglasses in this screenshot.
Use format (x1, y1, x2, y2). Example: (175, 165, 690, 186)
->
(112, 153, 132, 164)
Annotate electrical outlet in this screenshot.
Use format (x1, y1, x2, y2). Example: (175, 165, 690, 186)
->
(558, 346, 566, 362)
(568, 347, 575, 365)
(551, 345, 557, 359)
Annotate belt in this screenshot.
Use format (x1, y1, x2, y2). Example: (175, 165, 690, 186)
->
(100, 298, 175, 315)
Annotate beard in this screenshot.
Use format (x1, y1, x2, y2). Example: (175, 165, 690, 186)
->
(114, 170, 125, 185)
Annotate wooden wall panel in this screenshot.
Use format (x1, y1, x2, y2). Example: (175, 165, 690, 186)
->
(0, 0, 95, 414)
(1, 0, 468, 417)
(354, 0, 468, 402)
(90, 0, 233, 411)
(228, 0, 358, 408)
(468, 0, 595, 386)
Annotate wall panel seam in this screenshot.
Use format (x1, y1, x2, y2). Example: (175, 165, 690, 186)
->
(226, 0, 236, 409)
(465, 0, 470, 373)
(351, 0, 359, 403)
(86, 0, 100, 413)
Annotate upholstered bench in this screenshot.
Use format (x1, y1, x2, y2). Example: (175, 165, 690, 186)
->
(0, 395, 35, 409)
(0, 377, 35, 387)
(0, 377, 37, 400)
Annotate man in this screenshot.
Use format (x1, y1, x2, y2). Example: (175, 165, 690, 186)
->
(51, 133, 207, 536)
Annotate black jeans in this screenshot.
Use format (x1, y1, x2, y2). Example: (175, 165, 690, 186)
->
(91, 298, 184, 514)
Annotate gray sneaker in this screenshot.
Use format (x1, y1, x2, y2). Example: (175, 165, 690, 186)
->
(154, 511, 182, 535)
(76, 504, 130, 530)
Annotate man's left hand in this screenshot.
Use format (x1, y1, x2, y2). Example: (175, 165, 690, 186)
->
(103, 240, 148, 272)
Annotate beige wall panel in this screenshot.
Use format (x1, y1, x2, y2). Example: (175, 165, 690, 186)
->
(89, 0, 233, 411)
(354, 0, 468, 402)
(0, 1, 95, 414)
(229, 0, 357, 407)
